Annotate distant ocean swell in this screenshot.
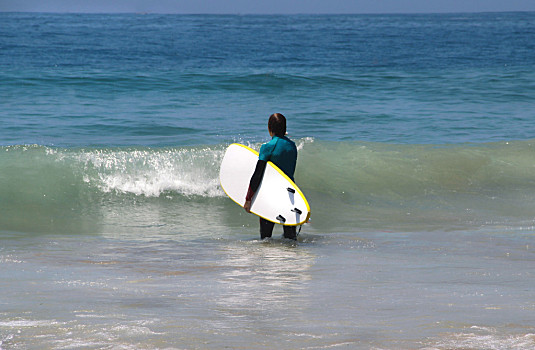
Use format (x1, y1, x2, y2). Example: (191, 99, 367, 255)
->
(2, 138, 535, 234)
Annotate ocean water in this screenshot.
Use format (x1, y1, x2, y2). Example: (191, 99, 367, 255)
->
(1, 12, 535, 349)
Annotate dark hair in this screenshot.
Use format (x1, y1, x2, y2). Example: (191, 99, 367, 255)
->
(268, 113, 286, 137)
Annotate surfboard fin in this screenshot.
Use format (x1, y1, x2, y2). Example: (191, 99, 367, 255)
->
(291, 208, 302, 215)
(287, 187, 296, 194)
(276, 215, 286, 223)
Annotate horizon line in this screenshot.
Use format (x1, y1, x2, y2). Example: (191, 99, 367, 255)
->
(1, 9, 534, 16)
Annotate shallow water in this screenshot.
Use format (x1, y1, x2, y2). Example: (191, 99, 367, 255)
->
(2, 228, 534, 349)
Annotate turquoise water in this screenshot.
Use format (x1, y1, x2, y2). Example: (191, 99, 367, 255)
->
(1, 12, 535, 349)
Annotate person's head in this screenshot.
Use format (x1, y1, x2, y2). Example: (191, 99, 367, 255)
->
(268, 113, 286, 137)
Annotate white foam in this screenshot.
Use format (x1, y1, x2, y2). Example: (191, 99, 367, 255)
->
(0, 333, 14, 349)
(426, 330, 535, 350)
(296, 136, 315, 151)
(0, 320, 57, 327)
(73, 147, 226, 198)
(0, 255, 23, 264)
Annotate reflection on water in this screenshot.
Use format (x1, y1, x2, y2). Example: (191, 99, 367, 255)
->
(97, 197, 233, 241)
(215, 240, 315, 323)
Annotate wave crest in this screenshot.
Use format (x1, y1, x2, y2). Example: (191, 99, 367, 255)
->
(74, 147, 226, 197)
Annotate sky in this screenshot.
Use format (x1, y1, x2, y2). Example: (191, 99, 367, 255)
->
(1, 0, 534, 14)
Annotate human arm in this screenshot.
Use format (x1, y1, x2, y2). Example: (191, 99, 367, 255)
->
(244, 159, 267, 213)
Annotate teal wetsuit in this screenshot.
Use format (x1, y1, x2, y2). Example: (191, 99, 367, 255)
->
(258, 136, 297, 180)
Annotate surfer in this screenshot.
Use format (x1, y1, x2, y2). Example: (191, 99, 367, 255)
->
(244, 113, 298, 240)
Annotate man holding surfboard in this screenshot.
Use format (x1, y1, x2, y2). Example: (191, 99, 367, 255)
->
(244, 113, 299, 240)
(219, 113, 309, 240)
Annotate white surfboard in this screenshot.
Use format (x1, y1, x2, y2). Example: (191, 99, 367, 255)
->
(220, 143, 310, 226)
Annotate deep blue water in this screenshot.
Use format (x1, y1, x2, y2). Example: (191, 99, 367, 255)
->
(1, 12, 534, 146)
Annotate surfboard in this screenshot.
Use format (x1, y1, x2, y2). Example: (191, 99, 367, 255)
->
(219, 143, 311, 226)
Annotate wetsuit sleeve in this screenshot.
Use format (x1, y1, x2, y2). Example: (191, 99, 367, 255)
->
(245, 160, 267, 201)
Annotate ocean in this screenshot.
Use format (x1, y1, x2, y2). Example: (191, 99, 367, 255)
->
(1, 11, 534, 349)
